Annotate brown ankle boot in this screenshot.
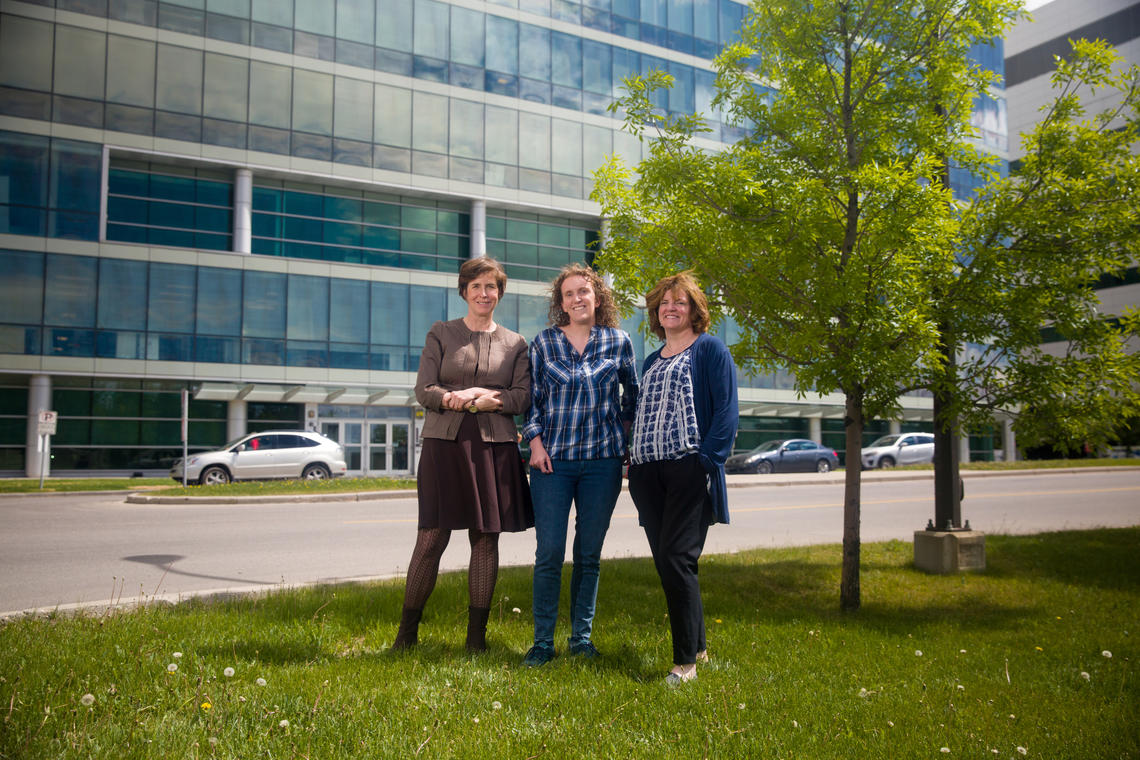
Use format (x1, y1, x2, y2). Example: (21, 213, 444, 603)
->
(465, 606, 490, 652)
(392, 607, 422, 650)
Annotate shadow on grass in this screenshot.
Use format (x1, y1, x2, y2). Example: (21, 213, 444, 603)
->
(166, 528, 1138, 667)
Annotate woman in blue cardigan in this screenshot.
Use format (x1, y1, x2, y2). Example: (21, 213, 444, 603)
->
(628, 271, 739, 685)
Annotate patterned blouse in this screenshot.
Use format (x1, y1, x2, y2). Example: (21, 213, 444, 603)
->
(630, 347, 701, 465)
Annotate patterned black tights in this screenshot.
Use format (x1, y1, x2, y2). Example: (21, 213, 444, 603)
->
(401, 528, 500, 611)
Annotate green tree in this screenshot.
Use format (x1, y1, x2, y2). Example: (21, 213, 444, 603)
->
(592, 0, 1139, 610)
(926, 39, 1140, 493)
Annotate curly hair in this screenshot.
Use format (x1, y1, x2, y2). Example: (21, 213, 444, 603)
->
(545, 263, 620, 328)
(644, 270, 711, 340)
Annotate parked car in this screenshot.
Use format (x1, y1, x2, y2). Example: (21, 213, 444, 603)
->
(860, 433, 936, 469)
(725, 438, 840, 474)
(170, 430, 348, 485)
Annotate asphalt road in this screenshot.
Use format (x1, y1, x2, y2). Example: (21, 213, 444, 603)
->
(2, 468, 1138, 617)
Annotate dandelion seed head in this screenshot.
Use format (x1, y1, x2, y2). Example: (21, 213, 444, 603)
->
(80, 693, 95, 706)
(887, 721, 894, 727)
(738, 703, 745, 710)
(1017, 747, 1027, 755)
(279, 719, 289, 728)
(208, 737, 218, 747)
(223, 667, 235, 677)
(957, 685, 964, 691)
(473, 717, 480, 724)
(792, 720, 799, 728)
(492, 701, 502, 710)
(959, 649, 967, 654)
(167, 663, 178, 672)
(239, 696, 246, 703)
(173, 652, 182, 659)
(1009, 714, 1016, 719)
(512, 607, 521, 614)
(1080, 671, 1090, 681)
(1102, 650, 1112, 658)
(915, 650, 923, 657)
(940, 748, 951, 754)
(256, 677, 267, 686)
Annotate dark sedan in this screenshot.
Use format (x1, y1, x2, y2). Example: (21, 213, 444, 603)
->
(725, 438, 840, 474)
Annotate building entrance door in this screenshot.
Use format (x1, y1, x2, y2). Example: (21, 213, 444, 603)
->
(321, 419, 411, 477)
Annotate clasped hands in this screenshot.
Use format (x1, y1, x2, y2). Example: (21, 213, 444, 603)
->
(441, 388, 502, 413)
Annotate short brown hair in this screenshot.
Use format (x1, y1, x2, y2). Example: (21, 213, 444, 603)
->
(546, 263, 620, 328)
(645, 271, 711, 339)
(458, 256, 507, 297)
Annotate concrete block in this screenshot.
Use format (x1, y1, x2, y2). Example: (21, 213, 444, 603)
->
(913, 530, 986, 574)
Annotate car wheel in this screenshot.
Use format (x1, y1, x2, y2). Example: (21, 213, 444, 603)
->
(878, 456, 896, 469)
(199, 466, 230, 486)
(756, 460, 773, 475)
(302, 463, 331, 480)
(816, 459, 832, 473)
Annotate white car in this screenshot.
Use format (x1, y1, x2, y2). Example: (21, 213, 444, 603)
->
(170, 430, 348, 485)
(860, 433, 936, 469)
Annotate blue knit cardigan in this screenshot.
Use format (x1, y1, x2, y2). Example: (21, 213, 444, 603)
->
(640, 332, 739, 524)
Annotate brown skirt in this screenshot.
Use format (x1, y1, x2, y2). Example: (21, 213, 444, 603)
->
(417, 413, 534, 533)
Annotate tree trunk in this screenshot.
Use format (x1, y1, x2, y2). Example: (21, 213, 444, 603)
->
(933, 334, 962, 530)
(840, 389, 864, 611)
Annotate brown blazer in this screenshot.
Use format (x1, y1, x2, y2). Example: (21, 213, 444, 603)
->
(415, 319, 531, 443)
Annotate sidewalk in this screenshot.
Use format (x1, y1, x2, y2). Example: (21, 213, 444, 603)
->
(120, 466, 1135, 505)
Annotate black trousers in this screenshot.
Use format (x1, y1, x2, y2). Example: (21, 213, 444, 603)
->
(628, 454, 713, 666)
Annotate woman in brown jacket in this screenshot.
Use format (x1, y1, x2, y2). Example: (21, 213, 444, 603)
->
(392, 257, 533, 653)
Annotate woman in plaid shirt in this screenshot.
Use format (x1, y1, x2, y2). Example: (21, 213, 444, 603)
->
(521, 264, 639, 667)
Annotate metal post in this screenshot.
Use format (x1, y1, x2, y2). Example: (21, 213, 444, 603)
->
(39, 434, 47, 489)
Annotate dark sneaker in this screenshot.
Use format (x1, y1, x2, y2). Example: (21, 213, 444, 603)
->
(523, 644, 555, 667)
(568, 640, 601, 659)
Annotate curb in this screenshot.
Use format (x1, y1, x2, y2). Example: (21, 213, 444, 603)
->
(112, 466, 1140, 504)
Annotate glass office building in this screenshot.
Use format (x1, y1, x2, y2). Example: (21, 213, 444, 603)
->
(0, 1, 1002, 476)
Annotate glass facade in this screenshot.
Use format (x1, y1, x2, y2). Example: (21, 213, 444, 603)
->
(0, 248, 555, 371)
(0, 3, 754, 199)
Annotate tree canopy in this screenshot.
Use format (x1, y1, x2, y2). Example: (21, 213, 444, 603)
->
(591, 0, 1140, 610)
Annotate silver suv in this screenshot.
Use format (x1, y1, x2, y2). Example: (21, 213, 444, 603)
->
(170, 430, 348, 485)
(861, 433, 936, 469)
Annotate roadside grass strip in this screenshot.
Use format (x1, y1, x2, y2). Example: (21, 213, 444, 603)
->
(0, 528, 1135, 759)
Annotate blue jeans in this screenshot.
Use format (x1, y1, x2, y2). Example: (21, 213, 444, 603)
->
(529, 457, 622, 648)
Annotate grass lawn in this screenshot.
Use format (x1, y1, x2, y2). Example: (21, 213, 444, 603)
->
(1, 528, 1136, 759)
(0, 476, 417, 495)
(2, 458, 1136, 495)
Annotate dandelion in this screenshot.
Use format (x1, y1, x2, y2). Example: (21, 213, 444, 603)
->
(223, 667, 235, 677)
(959, 649, 966, 654)
(1009, 714, 1016, 720)
(80, 693, 95, 707)
(1035, 646, 1043, 651)
(957, 685, 965, 691)
(512, 607, 521, 614)
(1102, 650, 1112, 658)
(279, 719, 289, 728)
(1017, 747, 1027, 755)
(915, 650, 923, 657)
(173, 652, 183, 659)
(887, 721, 894, 727)
(715, 618, 722, 624)
(473, 717, 480, 724)
(1080, 672, 1090, 681)
(208, 737, 218, 747)
(857, 688, 869, 698)
(940, 749, 951, 754)
(256, 678, 267, 687)
(167, 663, 178, 673)
(492, 701, 502, 710)
(792, 720, 799, 728)
(738, 703, 746, 710)
(200, 702, 212, 711)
